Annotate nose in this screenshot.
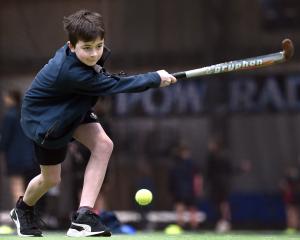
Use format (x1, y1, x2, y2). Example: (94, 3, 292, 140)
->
(90, 49, 98, 57)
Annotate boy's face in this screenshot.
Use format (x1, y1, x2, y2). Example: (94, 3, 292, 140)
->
(68, 37, 104, 66)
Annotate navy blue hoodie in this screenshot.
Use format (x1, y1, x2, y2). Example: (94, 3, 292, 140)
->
(21, 44, 161, 149)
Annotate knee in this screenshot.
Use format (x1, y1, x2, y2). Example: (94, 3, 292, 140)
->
(94, 135, 114, 155)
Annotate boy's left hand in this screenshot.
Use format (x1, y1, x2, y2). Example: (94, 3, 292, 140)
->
(157, 70, 177, 87)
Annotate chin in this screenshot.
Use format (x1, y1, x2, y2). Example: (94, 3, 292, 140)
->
(86, 62, 97, 67)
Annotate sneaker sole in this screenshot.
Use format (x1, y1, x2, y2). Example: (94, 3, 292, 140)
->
(67, 229, 111, 237)
(10, 208, 43, 237)
(67, 224, 111, 237)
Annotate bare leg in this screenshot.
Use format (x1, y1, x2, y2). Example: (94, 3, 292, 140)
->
(287, 205, 299, 229)
(220, 201, 231, 221)
(215, 201, 231, 232)
(175, 203, 186, 227)
(189, 206, 199, 229)
(23, 164, 61, 206)
(73, 123, 113, 208)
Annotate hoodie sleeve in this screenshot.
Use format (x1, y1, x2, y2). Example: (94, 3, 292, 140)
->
(63, 64, 161, 96)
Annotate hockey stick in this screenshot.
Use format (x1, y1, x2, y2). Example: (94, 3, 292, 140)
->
(172, 39, 294, 79)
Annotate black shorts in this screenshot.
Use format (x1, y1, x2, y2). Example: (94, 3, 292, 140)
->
(34, 110, 99, 165)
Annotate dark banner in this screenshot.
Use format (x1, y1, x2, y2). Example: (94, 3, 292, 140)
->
(112, 74, 300, 116)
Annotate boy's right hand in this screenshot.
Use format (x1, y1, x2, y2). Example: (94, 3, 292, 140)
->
(157, 70, 177, 88)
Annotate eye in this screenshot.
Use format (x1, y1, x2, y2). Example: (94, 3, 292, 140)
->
(83, 46, 91, 50)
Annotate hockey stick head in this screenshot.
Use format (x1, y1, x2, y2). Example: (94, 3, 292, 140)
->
(282, 38, 294, 60)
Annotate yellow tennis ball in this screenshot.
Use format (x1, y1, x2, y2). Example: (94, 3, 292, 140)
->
(0, 225, 14, 234)
(164, 224, 183, 235)
(135, 189, 153, 206)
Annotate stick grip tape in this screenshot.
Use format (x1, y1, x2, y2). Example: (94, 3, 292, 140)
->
(172, 72, 187, 79)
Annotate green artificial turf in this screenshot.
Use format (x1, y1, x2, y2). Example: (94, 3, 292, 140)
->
(1, 231, 300, 240)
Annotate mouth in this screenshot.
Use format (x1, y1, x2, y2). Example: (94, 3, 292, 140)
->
(89, 58, 100, 64)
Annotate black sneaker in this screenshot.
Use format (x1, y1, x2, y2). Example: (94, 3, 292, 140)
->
(10, 208, 43, 237)
(67, 209, 111, 237)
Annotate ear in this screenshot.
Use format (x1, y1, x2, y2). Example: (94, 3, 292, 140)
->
(67, 41, 75, 52)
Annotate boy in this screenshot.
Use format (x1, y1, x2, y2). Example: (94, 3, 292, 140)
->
(10, 9, 177, 237)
